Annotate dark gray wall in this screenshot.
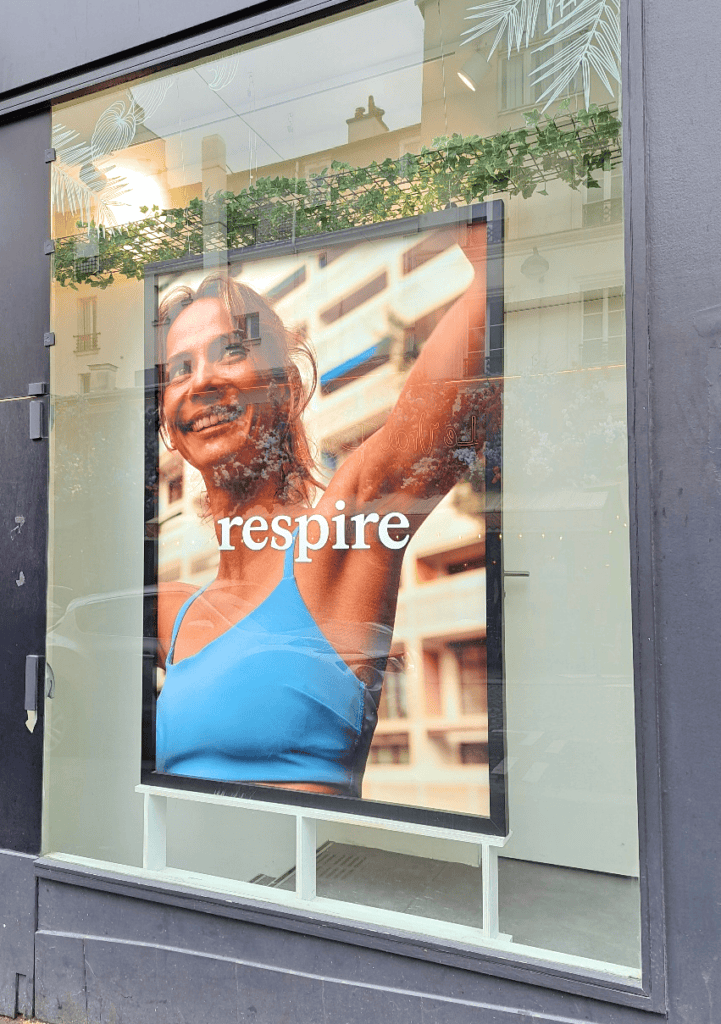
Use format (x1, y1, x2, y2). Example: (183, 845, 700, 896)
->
(0, 0, 263, 96)
(0, 111, 51, 854)
(642, 0, 721, 1021)
(0, 852, 36, 1018)
(0, 104, 51, 1024)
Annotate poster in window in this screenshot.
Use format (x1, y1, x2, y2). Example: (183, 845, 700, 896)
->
(142, 202, 507, 836)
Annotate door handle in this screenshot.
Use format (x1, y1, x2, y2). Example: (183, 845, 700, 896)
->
(24, 656, 54, 732)
(24, 654, 44, 732)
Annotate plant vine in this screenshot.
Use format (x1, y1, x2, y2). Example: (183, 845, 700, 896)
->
(53, 104, 620, 290)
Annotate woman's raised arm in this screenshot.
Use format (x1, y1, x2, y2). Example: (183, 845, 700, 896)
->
(323, 220, 501, 520)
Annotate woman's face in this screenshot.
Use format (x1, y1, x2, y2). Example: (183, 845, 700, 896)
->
(162, 296, 277, 480)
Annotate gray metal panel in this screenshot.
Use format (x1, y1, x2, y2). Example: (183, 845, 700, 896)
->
(34, 932, 87, 1024)
(0, 397, 48, 853)
(37, 922, 661, 1024)
(640, 0, 721, 1018)
(0, 113, 49, 854)
(621, 0, 667, 1016)
(0, 113, 51, 399)
(0, 850, 36, 1018)
(81, 942, 326, 1024)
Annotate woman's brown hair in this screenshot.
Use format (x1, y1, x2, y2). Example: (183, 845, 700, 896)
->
(157, 272, 322, 504)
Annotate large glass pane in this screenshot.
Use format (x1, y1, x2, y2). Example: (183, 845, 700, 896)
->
(46, 0, 640, 974)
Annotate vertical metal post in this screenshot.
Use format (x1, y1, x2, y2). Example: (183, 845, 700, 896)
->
(143, 792, 167, 871)
(481, 842, 500, 938)
(295, 815, 317, 901)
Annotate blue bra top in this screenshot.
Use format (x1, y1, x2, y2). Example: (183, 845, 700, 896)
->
(156, 532, 385, 796)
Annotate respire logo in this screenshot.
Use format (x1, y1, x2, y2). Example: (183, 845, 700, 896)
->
(218, 502, 410, 562)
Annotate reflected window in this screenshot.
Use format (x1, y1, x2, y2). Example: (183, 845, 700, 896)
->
(368, 733, 410, 765)
(379, 651, 408, 720)
(454, 639, 487, 716)
(167, 475, 183, 504)
(582, 288, 625, 366)
(583, 165, 623, 227)
(423, 649, 442, 716)
(320, 272, 387, 325)
(459, 741, 487, 764)
(75, 296, 99, 354)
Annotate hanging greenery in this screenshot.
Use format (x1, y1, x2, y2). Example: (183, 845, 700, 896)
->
(53, 104, 620, 290)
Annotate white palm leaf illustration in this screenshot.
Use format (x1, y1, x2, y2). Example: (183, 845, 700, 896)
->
(51, 123, 130, 229)
(91, 99, 139, 160)
(462, 0, 554, 56)
(530, 0, 621, 108)
(129, 76, 173, 121)
(206, 53, 241, 92)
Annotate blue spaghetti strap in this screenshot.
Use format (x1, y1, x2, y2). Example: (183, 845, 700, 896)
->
(283, 527, 300, 579)
(168, 529, 299, 663)
(167, 583, 210, 666)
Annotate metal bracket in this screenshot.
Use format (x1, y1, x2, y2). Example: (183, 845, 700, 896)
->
(44, 332, 55, 348)
(45, 148, 57, 164)
(25, 655, 45, 733)
(43, 240, 55, 255)
(28, 382, 47, 441)
(29, 402, 43, 440)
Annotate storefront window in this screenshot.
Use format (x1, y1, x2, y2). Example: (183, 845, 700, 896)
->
(45, 0, 640, 978)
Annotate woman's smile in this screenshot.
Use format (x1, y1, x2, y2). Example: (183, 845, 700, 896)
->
(181, 401, 248, 434)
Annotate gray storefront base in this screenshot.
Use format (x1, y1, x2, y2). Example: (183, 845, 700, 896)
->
(9, 857, 662, 1024)
(1, 0, 721, 1021)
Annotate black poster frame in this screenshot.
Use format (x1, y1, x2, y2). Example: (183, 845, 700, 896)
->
(141, 199, 507, 837)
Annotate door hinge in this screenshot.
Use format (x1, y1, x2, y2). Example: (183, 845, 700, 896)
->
(44, 332, 55, 348)
(45, 148, 57, 164)
(43, 240, 55, 255)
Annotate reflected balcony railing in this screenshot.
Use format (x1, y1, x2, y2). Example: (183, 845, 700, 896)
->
(74, 332, 100, 354)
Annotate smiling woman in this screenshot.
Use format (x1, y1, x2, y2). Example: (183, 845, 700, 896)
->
(157, 275, 320, 506)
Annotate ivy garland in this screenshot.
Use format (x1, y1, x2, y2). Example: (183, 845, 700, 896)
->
(54, 105, 621, 290)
